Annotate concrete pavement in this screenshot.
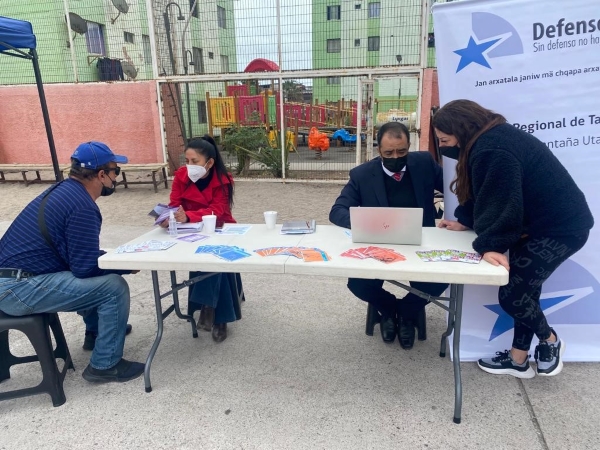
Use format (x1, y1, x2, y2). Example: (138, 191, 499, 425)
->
(0, 181, 598, 450)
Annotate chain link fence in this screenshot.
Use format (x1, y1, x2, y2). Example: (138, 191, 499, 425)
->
(0, 0, 434, 181)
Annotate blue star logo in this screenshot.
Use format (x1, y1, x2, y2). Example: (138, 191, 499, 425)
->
(484, 295, 573, 341)
(454, 37, 500, 73)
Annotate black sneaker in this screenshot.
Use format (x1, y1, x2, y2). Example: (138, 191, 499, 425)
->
(535, 332, 565, 377)
(477, 350, 535, 379)
(83, 324, 133, 351)
(82, 358, 145, 383)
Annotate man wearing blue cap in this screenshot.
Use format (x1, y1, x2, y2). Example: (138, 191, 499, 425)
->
(0, 142, 144, 383)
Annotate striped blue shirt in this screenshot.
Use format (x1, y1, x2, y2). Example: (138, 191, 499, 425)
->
(0, 178, 112, 278)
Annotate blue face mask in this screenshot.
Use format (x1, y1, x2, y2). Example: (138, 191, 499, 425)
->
(382, 155, 407, 173)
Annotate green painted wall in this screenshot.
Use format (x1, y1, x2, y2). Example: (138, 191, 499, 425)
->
(0, 0, 234, 89)
(312, 0, 429, 105)
(182, 0, 237, 138)
(312, 0, 341, 102)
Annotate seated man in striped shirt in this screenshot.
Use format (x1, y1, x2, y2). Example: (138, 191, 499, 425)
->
(0, 142, 144, 383)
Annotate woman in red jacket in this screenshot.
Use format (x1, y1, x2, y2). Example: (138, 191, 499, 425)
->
(161, 136, 242, 342)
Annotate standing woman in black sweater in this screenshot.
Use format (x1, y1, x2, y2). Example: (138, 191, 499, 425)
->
(433, 99, 594, 378)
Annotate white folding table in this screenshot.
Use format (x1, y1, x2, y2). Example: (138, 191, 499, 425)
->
(99, 224, 508, 423)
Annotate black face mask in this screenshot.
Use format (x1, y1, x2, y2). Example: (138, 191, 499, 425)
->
(382, 155, 407, 173)
(439, 146, 460, 161)
(100, 178, 116, 197)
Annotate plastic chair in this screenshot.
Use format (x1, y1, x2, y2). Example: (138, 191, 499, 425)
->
(0, 311, 75, 407)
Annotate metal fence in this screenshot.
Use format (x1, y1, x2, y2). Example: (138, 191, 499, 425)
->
(0, 0, 436, 181)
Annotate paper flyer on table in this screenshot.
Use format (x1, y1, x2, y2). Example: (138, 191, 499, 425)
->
(216, 225, 252, 235)
(115, 240, 176, 254)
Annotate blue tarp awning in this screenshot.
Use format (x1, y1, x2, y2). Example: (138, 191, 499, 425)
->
(0, 16, 37, 52)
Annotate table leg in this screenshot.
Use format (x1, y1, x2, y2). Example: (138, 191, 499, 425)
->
(170, 271, 198, 338)
(452, 284, 464, 424)
(145, 270, 164, 393)
(439, 284, 457, 358)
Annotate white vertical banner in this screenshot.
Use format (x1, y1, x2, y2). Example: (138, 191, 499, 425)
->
(433, 0, 600, 361)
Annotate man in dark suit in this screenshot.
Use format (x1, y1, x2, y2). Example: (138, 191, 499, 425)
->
(329, 122, 447, 349)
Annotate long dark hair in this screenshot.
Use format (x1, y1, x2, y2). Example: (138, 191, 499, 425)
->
(186, 135, 234, 209)
(432, 99, 506, 204)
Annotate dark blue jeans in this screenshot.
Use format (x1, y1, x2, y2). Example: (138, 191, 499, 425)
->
(0, 272, 130, 370)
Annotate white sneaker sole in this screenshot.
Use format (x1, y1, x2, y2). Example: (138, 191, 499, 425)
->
(537, 340, 565, 377)
(477, 362, 536, 379)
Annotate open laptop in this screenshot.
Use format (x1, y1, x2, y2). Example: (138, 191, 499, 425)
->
(349, 207, 423, 245)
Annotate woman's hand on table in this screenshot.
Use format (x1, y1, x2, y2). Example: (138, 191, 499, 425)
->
(483, 252, 510, 271)
(437, 219, 468, 231)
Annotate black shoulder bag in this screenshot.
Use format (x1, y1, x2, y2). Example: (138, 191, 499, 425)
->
(37, 183, 69, 268)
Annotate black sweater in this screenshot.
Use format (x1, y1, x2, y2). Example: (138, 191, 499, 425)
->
(455, 124, 594, 254)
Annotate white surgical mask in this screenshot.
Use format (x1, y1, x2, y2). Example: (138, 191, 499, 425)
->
(187, 164, 207, 182)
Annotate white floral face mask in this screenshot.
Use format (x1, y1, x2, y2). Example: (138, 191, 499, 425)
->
(187, 164, 207, 182)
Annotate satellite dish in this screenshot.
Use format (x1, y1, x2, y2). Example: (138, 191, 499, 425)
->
(111, 0, 129, 14)
(67, 12, 88, 35)
(122, 61, 138, 79)
(110, 0, 130, 23)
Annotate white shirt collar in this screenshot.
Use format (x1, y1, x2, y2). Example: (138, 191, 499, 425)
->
(381, 160, 406, 178)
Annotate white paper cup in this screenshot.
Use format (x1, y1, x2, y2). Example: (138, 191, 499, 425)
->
(202, 215, 217, 233)
(264, 211, 278, 229)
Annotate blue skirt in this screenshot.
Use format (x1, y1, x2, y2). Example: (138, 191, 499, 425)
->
(187, 272, 244, 324)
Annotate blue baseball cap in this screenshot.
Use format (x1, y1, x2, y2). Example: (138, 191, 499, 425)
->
(71, 141, 128, 169)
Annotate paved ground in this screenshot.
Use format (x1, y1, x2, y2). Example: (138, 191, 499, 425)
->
(0, 181, 598, 450)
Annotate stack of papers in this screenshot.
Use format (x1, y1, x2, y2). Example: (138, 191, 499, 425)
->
(149, 204, 203, 232)
(254, 246, 331, 262)
(280, 219, 316, 234)
(149, 203, 178, 226)
(416, 249, 482, 264)
(341, 246, 406, 264)
(115, 240, 176, 254)
(176, 222, 203, 233)
(195, 245, 252, 261)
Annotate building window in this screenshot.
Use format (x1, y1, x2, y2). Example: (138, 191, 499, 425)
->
(142, 35, 152, 65)
(220, 54, 229, 72)
(85, 21, 105, 55)
(217, 6, 226, 28)
(124, 32, 134, 44)
(327, 38, 341, 53)
(208, 52, 214, 59)
(327, 5, 340, 20)
(189, 0, 198, 18)
(368, 36, 380, 51)
(428, 32, 435, 48)
(327, 76, 340, 85)
(354, 39, 360, 47)
(192, 47, 204, 74)
(355, 4, 361, 9)
(368, 2, 380, 18)
(198, 101, 207, 124)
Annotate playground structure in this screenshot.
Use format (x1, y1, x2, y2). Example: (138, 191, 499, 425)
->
(206, 86, 417, 148)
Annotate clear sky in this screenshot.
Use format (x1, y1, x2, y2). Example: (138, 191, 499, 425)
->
(234, 0, 313, 74)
